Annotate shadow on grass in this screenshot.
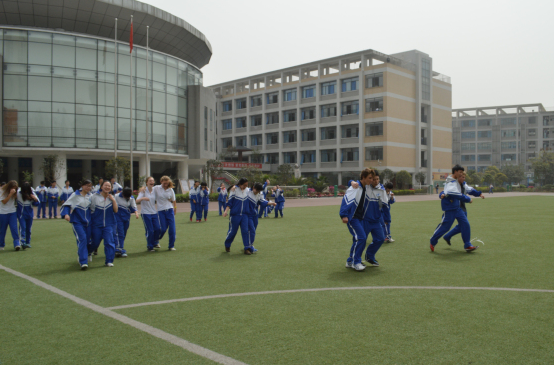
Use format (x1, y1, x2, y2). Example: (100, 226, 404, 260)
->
(210, 251, 257, 261)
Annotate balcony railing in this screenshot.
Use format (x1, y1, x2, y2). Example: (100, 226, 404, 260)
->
(421, 137, 427, 145)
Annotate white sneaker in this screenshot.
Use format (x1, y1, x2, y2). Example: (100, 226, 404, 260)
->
(345, 261, 354, 268)
(88, 255, 92, 263)
(105, 263, 114, 267)
(154, 244, 161, 248)
(80, 264, 88, 270)
(388, 238, 395, 242)
(353, 263, 366, 271)
(169, 247, 176, 251)
(121, 253, 128, 257)
(0, 247, 4, 251)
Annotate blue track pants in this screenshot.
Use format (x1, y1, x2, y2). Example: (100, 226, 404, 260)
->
(224, 214, 251, 250)
(430, 208, 471, 248)
(48, 200, 57, 218)
(346, 218, 367, 265)
(18, 215, 33, 246)
(115, 217, 130, 254)
(0, 212, 20, 248)
(72, 222, 91, 265)
(141, 213, 160, 250)
(190, 202, 197, 220)
(364, 220, 386, 261)
(37, 202, 46, 218)
(219, 201, 225, 215)
(90, 225, 115, 264)
(158, 209, 176, 249)
(274, 202, 284, 217)
(248, 214, 259, 245)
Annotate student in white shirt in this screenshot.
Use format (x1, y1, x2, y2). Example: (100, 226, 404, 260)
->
(17, 182, 39, 249)
(153, 176, 177, 250)
(0, 181, 21, 251)
(136, 177, 160, 252)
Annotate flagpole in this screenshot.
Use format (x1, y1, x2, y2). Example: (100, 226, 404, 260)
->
(145, 25, 150, 176)
(114, 18, 118, 158)
(130, 15, 134, 191)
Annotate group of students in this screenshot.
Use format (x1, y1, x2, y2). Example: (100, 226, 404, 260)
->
(33, 180, 73, 219)
(256, 180, 286, 219)
(0, 181, 40, 251)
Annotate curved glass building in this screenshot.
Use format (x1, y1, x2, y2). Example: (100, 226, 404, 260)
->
(0, 0, 217, 188)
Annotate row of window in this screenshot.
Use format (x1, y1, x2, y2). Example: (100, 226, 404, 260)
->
(458, 116, 554, 128)
(241, 147, 384, 164)
(460, 141, 520, 150)
(461, 154, 517, 162)
(222, 74, 384, 111)
(460, 130, 520, 139)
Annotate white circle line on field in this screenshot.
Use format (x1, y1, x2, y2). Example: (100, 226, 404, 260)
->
(107, 285, 554, 311)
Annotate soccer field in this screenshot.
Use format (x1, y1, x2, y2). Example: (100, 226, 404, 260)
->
(1, 196, 554, 364)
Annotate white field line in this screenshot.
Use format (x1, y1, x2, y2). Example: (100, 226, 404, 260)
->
(0, 264, 247, 365)
(107, 285, 554, 310)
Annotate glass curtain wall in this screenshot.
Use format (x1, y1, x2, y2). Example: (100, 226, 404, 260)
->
(1, 28, 203, 154)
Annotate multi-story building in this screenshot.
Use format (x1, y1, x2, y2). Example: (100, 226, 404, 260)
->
(0, 0, 217, 188)
(452, 104, 554, 178)
(210, 49, 453, 185)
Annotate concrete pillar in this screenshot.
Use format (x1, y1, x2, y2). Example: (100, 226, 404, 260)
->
(32, 156, 45, 187)
(178, 159, 188, 180)
(8, 157, 18, 182)
(82, 159, 92, 180)
(338, 172, 343, 186)
(57, 152, 67, 185)
(139, 155, 147, 177)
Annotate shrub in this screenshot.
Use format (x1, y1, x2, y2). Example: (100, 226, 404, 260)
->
(392, 189, 415, 195)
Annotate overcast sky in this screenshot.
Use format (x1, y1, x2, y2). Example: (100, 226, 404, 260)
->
(146, 0, 553, 110)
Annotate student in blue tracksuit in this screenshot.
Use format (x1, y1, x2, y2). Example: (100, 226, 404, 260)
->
(246, 182, 277, 252)
(198, 182, 210, 221)
(223, 178, 253, 254)
(189, 181, 200, 222)
(430, 165, 479, 253)
(92, 177, 104, 194)
(442, 171, 484, 246)
(61, 180, 93, 270)
(114, 187, 138, 257)
(60, 180, 74, 204)
(17, 182, 39, 250)
(273, 185, 285, 218)
(110, 177, 123, 195)
(47, 181, 59, 219)
(89, 180, 118, 267)
(383, 182, 396, 242)
(0, 181, 21, 251)
(340, 169, 375, 271)
(35, 181, 48, 218)
(257, 180, 270, 218)
(217, 183, 227, 216)
(154, 176, 177, 250)
(136, 176, 160, 252)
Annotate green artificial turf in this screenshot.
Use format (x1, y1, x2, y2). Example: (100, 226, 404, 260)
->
(1, 196, 553, 364)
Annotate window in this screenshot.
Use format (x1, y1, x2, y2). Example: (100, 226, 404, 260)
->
(421, 58, 431, 101)
(267, 153, 279, 164)
(222, 101, 232, 112)
(301, 129, 316, 141)
(544, 116, 553, 126)
(366, 122, 383, 136)
(478, 131, 491, 138)
(235, 136, 246, 147)
(302, 85, 315, 99)
(321, 127, 336, 140)
(266, 133, 278, 145)
(341, 125, 359, 138)
(204, 107, 208, 120)
(365, 98, 383, 112)
(283, 131, 297, 143)
(478, 154, 491, 162)
(321, 81, 336, 95)
(461, 120, 475, 128)
(366, 147, 383, 161)
(321, 104, 337, 118)
(341, 77, 358, 92)
(341, 101, 359, 116)
(301, 151, 316, 163)
(461, 131, 476, 139)
(251, 115, 262, 126)
(478, 142, 491, 150)
(283, 110, 296, 122)
(251, 154, 263, 163)
(222, 138, 232, 148)
(251, 95, 262, 107)
(467, 166, 476, 171)
(501, 118, 517, 127)
(283, 152, 297, 164)
(284, 89, 297, 102)
(236, 117, 247, 129)
(502, 130, 516, 138)
(266, 92, 278, 104)
(528, 141, 536, 149)
(266, 112, 279, 124)
(366, 73, 383, 88)
(528, 129, 536, 137)
(251, 135, 262, 146)
(222, 119, 232, 130)
(236, 98, 247, 109)
(501, 141, 516, 149)
(301, 107, 315, 120)
(341, 148, 359, 162)
(321, 149, 337, 162)
(461, 155, 476, 162)
(478, 119, 492, 127)
(528, 117, 536, 124)
(210, 109, 213, 122)
(502, 154, 516, 161)
(210, 140, 213, 151)
(461, 143, 475, 150)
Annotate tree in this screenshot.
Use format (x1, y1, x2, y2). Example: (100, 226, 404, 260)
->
(381, 168, 395, 183)
(219, 145, 238, 161)
(104, 157, 131, 183)
(250, 149, 263, 164)
(484, 165, 501, 176)
(495, 173, 508, 186)
(41, 155, 66, 183)
(238, 166, 263, 186)
(205, 159, 225, 190)
(415, 172, 426, 186)
(276, 164, 294, 185)
(22, 171, 34, 183)
(395, 170, 411, 189)
(501, 164, 525, 185)
(311, 175, 329, 193)
(531, 151, 554, 185)
(466, 170, 482, 186)
(482, 172, 495, 185)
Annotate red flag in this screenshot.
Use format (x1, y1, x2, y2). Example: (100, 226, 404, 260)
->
(129, 17, 133, 53)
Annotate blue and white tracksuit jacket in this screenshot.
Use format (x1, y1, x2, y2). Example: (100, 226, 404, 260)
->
(430, 176, 473, 248)
(247, 191, 270, 247)
(16, 189, 38, 247)
(274, 188, 285, 217)
(114, 193, 137, 254)
(89, 194, 117, 264)
(189, 186, 199, 220)
(35, 186, 48, 218)
(340, 184, 369, 265)
(61, 192, 92, 266)
(112, 182, 123, 195)
(384, 192, 395, 239)
(224, 186, 252, 250)
(198, 188, 210, 220)
(47, 186, 59, 217)
(258, 181, 270, 217)
(217, 187, 227, 215)
(60, 186, 74, 202)
(442, 182, 482, 242)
